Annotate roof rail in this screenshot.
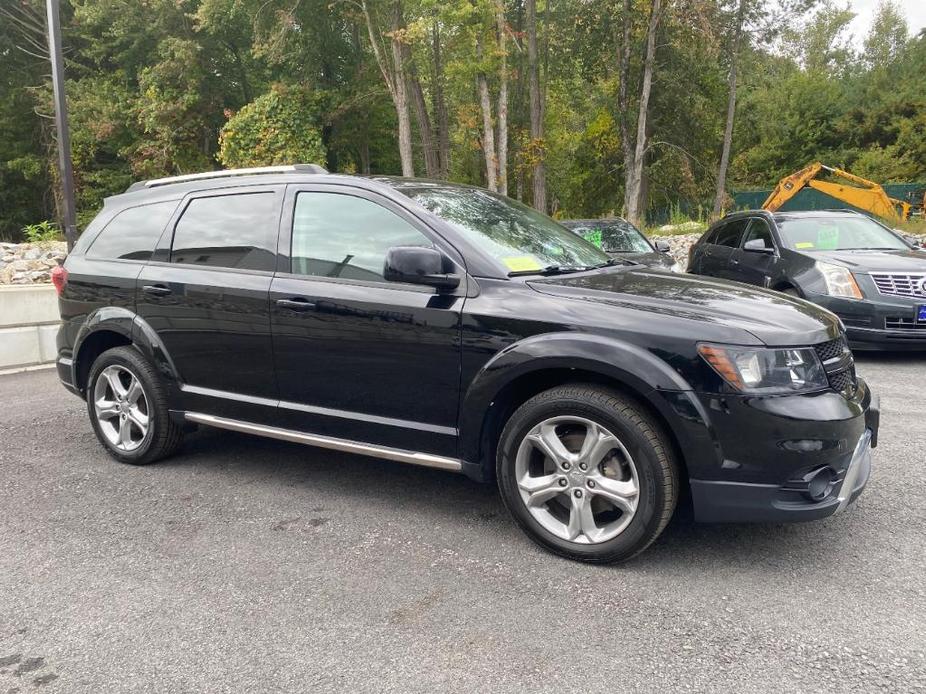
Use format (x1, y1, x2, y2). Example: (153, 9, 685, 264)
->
(126, 164, 328, 192)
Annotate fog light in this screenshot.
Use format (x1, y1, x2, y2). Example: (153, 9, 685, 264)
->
(805, 466, 838, 502)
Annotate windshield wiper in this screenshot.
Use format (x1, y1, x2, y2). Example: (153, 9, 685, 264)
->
(508, 264, 586, 277)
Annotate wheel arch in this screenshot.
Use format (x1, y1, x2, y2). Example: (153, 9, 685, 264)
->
(72, 307, 181, 394)
(459, 333, 694, 483)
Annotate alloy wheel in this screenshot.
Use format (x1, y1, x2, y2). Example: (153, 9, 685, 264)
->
(514, 416, 640, 544)
(93, 364, 150, 452)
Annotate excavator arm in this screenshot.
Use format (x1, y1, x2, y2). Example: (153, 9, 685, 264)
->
(762, 162, 911, 223)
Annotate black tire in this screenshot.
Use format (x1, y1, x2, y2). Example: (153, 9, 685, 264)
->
(86, 346, 183, 465)
(782, 287, 802, 297)
(496, 384, 678, 564)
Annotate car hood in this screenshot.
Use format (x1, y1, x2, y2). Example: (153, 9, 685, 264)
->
(807, 248, 926, 272)
(528, 268, 840, 347)
(607, 250, 675, 269)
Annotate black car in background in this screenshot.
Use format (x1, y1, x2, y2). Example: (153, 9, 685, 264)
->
(54, 169, 878, 564)
(561, 218, 680, 272)
(689, 209, 926, 350)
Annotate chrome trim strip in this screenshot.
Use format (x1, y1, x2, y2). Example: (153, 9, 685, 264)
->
(184, 412, 463, 472)
(180, 384, 458, 437)
(834, 429, 872, 513)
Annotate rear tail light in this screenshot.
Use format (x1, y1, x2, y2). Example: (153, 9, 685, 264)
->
(51, 265, 68, 295)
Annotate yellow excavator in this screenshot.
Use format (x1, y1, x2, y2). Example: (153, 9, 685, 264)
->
(762, 162, 917, 224)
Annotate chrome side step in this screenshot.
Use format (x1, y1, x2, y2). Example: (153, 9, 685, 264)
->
(184, 412, 463, 472)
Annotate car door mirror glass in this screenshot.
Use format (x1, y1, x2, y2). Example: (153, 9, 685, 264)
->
(384, 246, 460, 291)
(654, 239, 671, 253)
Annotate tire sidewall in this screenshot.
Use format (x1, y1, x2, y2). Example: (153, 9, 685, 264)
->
(86, 348, 161, 464)
(497, 393, 670, 562)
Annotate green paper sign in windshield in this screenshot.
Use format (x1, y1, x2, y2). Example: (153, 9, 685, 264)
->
(581, 228, 603, 249)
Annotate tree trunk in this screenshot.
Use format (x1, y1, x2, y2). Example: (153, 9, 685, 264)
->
(713, 0, 747, 216)
(624, 0, 661, 228)
(431, 21, 451, 178)
(407, 57, 439, 177)
(361, 0, 415, 176)
(495, 0, 509, 196)
(526, 0, 545, 211)
(617, 0, 634, 187)
(476, 64, 498, 191)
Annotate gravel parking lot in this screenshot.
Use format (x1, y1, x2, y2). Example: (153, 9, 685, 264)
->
(1, 355, 924, 693)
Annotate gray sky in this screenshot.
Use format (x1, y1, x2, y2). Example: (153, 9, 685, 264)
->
(847, 0, 926, 46)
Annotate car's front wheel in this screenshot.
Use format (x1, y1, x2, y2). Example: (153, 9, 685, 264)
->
(86, 346, 183, 465)
(497, 384, 678, 563)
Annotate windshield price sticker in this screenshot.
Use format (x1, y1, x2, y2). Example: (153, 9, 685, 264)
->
(502, 255, 544, 272)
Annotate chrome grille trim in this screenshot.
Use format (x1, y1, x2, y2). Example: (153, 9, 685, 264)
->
(870, 272, 926, 298)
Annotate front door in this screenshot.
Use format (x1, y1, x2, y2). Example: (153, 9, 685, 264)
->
(269, 185, 464, 457)
(729, 218, 778, 287)
(136, 186, 283, 422)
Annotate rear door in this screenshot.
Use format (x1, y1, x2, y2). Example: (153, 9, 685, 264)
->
(135, 186, 283, 423)
(729, 217, 779, 287)
(710, 219, 750, 280)
(269, 184, 464, 456)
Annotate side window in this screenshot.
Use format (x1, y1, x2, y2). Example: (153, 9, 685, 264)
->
(743, 219, 775, 249)
(86, 201, 178, 261)
(291, 192, 432, 282)
(702, 225, 723, 246)
(715, 219, 749, 248)
(171, 192, 278, 271)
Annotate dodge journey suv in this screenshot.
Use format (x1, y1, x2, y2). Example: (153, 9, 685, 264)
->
(54, 165, 879, 563)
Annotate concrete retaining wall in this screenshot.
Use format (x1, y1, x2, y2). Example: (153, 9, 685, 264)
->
(0, 285, 60, 371)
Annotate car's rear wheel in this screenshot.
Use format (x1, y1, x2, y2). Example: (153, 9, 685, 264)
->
(86, 346, 183, 465)
(497, 384, 678, 563)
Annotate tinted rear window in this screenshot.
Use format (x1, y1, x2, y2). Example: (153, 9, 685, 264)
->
(170, 192, 278, 271)
(86, 201, 178, 261)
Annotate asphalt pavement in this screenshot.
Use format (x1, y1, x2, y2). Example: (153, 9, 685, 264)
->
(1, 354, 924, 693)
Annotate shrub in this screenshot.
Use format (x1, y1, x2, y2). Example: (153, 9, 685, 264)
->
(22, 220, 61, 243)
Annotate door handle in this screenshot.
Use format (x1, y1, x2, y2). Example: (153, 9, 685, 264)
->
(276, 298, 316, 312)
(142, 284, 172, 296)
(730, 258, 740, 266)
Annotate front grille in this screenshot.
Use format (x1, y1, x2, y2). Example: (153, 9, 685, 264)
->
(885, 316, 926, 331)
(813, 336, 857, 396)
(870, 272, 926, 298)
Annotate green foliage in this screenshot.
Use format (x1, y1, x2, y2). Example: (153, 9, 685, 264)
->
(1, 0, 925, 243)
(22, 221, 61, 243)
(218, 85, 328, 168)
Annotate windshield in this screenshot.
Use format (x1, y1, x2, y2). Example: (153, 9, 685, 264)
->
(777, 216, 909, 251)
(566, 220, 652, 253)
(401, 186, 611, 273)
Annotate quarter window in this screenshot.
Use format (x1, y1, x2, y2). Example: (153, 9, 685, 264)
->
(86, 201, 178, 261)
(171, 192, 278, 271)
(291, 192, 432, 281)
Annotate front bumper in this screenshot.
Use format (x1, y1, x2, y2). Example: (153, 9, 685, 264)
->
(805, 290, 926, 351)
(678, 381, 879, 523)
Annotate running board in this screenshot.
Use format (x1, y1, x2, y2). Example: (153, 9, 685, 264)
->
(184, 412, 463, 472)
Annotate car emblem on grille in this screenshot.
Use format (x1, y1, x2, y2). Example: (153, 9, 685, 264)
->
(920, 278, 926, 295)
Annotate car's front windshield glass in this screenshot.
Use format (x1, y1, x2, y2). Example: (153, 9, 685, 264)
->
(568, 221, 652, 253)
(777, 216, 909, 251)
(400, 186, 611, 273)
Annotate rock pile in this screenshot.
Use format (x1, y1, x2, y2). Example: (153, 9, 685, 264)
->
(648, 233, 702, 271)
(0, 242, 68, 285)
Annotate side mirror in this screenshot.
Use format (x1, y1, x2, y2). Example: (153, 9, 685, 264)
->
(743, 238, 775, 254)
(383, 246, 460, 291)
(654, 239, 671, 253)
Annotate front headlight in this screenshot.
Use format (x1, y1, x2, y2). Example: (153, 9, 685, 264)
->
(817, 261, 862, 299)
(698, 344, 828, 394)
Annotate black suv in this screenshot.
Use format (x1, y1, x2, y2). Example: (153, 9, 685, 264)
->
(54, 166, 879, 563)
(689, 209, 926, 350)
